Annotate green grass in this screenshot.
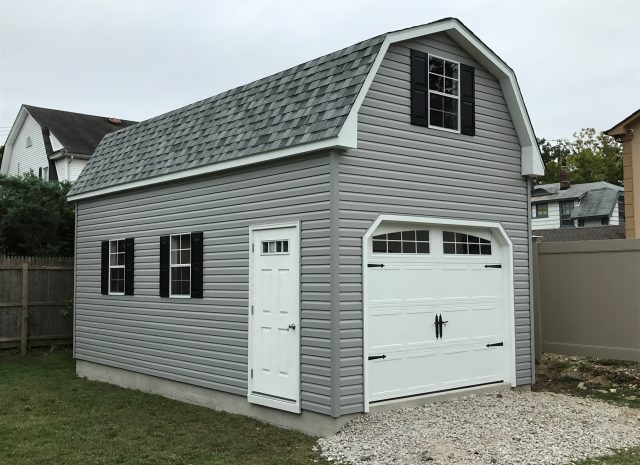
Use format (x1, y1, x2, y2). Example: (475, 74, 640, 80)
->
(575, 448, 640, 465)
(1, 350, 638, 465)
(0, 349, 328, 465)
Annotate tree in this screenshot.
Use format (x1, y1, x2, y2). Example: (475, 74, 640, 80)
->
(0, 173, 75, 256)
(535, 128, 623, 186)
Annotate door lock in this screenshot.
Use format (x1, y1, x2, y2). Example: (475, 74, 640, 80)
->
(288, 323, 296, 330)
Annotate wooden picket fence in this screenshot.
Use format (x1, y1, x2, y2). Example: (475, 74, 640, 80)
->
(0, 255, 74, 353)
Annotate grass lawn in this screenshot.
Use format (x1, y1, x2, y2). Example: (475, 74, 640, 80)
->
(1, 349, 637, 465)
(0, 349, 328, 465)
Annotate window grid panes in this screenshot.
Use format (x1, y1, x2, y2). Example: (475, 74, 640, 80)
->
(372, 230, 430, 254)
(261, 240, 289, 255)
(428, 56, 459, 131)
(535, 203, 548, 218)
(442, 231, 491, 255)
(170, 234, 191, 296)
(619, 198, 625, 224)
(109, 239, 125, 294)
(560, 201, 575, 228)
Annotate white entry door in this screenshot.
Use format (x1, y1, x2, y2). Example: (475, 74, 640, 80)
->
(366, 223, 510, 403)
(248, 223, 300, 413)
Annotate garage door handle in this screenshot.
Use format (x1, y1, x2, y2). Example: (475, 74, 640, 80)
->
(486, 342, 504, 347)
(368, 354, 387, 360)
(484, 264, 502, 268)
(368, 263, 385, 268)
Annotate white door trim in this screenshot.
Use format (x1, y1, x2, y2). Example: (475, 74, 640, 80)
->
(248, 221, 301, 414)
(361, 214, 516, 412)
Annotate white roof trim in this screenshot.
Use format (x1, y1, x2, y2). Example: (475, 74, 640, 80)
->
(339, 18, 545, 177)
(67, 136, 349, 201)
(0, 106, 30, 175)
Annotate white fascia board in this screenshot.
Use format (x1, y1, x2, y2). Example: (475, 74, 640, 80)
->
(340, 18, 545, 177)
(0, 106, 29, 174)
(67, 136, 349, 201)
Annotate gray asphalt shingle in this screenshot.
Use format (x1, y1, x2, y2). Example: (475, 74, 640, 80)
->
(69, 34, 385, 195)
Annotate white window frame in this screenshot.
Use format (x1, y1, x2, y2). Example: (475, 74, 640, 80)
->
(169, 233, 191, 298)
(260, 239, 290, 255)
(427, 54, 461, 134)
(108, 238, 125, 296)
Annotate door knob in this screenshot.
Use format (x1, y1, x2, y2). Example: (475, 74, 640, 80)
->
(288, 323, 296, 330)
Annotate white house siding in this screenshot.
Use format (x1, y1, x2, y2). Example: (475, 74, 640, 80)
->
(56, 158, 88, 182)
(68, 158, 87, 181)
(51, 133, 64, 152)
(610, 202, 620, 226)
(532, 202, 560, 229)
(335, 33, 533, 415)
(4, 114, 48, 177)
(75, 153, 336, 416)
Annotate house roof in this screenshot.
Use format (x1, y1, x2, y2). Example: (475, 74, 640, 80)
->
(605, 108, 640, 137)
(535, 225, 625, 242)
(570, 189, 620, 219)
(23, 105, 137, 155)
(531, 181, 623, 202)
(68, 18, 544, 200)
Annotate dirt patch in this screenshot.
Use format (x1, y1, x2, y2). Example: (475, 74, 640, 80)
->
(534, 353, 640, 408)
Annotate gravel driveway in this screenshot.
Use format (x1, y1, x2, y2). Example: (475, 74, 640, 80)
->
(318, 390, 640, 465)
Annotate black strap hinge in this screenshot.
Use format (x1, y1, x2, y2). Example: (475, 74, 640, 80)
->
(484, 264, 502, 268)
(486, 342, 504, 347)
(368, 354, 387, 360)
(368, 263, 385, 268)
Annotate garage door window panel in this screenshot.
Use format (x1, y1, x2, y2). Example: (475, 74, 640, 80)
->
(372, 230, 430, 254)
(443, 231, 491, 255)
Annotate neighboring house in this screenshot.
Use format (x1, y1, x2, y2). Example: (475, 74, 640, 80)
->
(0, 105, 136, 182)
(531, 181, 624, 230)
(605, 109, 640, 239)
(67, 18, 544, 435)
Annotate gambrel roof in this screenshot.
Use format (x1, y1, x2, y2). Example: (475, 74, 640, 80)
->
(69, 18, 544, 200)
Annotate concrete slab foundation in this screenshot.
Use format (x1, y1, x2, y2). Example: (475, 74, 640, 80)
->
(77, 360, 529, 436)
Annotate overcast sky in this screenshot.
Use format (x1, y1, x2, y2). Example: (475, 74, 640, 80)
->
(1, 0, 639, 144)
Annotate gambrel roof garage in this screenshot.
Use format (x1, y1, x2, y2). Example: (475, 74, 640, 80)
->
(70, 18, 543, 435)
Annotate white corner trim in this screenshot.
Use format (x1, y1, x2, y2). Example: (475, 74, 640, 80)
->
(68, 137, 351, 201)
(361, 214, 517, 412)
(339, 18, 544, 177)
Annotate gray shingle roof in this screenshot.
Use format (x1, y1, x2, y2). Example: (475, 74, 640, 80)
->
(570, 189, 620, 219)
(69, 34, 385, 196)
(531, 181, 623, 203)
(24, 105, 137, 155)
(535, 225, 625, 242)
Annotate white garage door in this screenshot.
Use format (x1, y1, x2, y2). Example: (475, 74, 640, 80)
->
(366, 222, 510, 403)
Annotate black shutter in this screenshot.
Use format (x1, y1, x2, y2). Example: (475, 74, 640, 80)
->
(101, 241, 109, 295)
(159, 236, 170, 297)
(460, 64, 475, 136)
(410, 49, 428, 127)
(190, 232, 204, 298)
(124, 237, 135, 296)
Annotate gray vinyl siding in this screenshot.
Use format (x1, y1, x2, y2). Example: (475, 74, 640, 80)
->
(74, 153, 335, 415)
(335, 33, 532, 414)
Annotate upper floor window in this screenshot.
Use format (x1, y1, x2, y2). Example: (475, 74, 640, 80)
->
(535, 203, 548, 218)
(372, 230, 430, 254)
(428, 56, 459, 131)
(618, 197, 625, 224)
(109, 239, 126, 295)
(560, 201, 574, 228)
(601, 216, 610, 226)
(25, 136, 32, 148)
(170, 234, 191, 297)
(443, 231, 491, 255)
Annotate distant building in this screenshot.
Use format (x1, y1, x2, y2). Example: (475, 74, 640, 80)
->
(531, 180, 624, 230)
(605, 109, 640, 239)
(0, 105, 136, 182)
